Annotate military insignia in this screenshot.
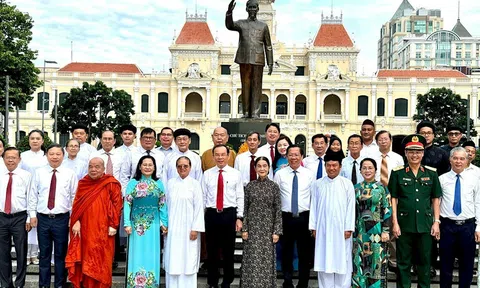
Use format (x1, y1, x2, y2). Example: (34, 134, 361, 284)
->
(402, 178, 412, 181)
(412, 136, 419, 142)
(421, 177, 431, 181)
(393, 165, 404, 171)
(425, 165, 437, 171)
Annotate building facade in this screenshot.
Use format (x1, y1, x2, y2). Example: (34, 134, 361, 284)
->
(6, 0, 480, 155)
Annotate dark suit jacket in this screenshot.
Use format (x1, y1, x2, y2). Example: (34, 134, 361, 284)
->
(225, 14, 273, 67)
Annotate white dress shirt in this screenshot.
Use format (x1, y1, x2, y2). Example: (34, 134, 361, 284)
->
(234, 149, 270, 187)
(341, 154, 381, 183)
(381, 150, 405, 180)
(61, 157, 88, 181)
(304, 154, 326, 179)
(90, 147, 123, 181)
(20, 150, 48, 175)
(0, 167, 32, 219)
(465, 163, 480, 175)
(202, 165, 244, 217)
(28, 165, 78, 217)
(274, 166, 314, 213)
(360, 141, 381, 158)
(119, 146, 166, 194)
(157, 144, 176, 157)
(163, 149, 202, 182)
(439, 170, 480, 230)
(67, 142, 97, 162)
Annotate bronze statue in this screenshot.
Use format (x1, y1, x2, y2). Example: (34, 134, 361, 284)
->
(226, 0, 274, 118)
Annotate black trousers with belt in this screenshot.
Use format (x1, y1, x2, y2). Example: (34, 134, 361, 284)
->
(205, 207, 236, 287)
(0, 211, 28, 288)
(37, 213, 69, 288)
(281, 211, 312, 288)
(439, 217, 476, 288)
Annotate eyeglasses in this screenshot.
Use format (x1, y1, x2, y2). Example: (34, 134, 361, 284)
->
(447, 132, 461, 137)
(176, 165, 189, 169)
(419, 132, 433, 136)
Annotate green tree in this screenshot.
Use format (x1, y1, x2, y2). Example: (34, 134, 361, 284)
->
(53, 81, 135, 142)
(16, 133, 52, 153)
(413, 87, 476, 145)
(0, 0, 42, 113)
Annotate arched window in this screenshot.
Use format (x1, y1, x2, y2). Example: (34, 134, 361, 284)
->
(185, 93, 203, 113)
(219, 93, 231, 114)
(357, 95, 369, 116)
(190, 133, 200, 150)
(295, 134, 306, 154)
(377, 98, 385, 116)
(141, 94, 149, 113)
(37, 92, 49, 111)
(276, 94, 288, 115)
(59, 92, 69, 106)
(295, 95, 307, 115)
(158, 92, 168, 113)
(261, 94, 269, 115)
(394, 98, 408, 117)
(324, 95, 341, 115)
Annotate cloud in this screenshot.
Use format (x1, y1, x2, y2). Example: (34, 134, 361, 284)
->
(10, 0, 480, 75)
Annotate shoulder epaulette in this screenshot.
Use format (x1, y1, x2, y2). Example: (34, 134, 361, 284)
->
(424, 165, 437, 172)
(393, 165, 404, 171)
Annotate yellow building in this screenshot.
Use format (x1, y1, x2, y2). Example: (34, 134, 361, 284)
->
(7, 1, 480, 155)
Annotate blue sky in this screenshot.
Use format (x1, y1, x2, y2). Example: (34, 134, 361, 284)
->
(11, 0, 480, 75)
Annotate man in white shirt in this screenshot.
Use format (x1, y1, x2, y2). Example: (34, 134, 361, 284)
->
(69, 124, 96, 161)
(164, 128, 202, 182)
(234, 131, 269, 186)
(158, 127, 175, 156)
(462, 140, 480, 174)
(376, 130, 404, 186)
(360, 119, 380, 158)
(310, 150, 355, 288)
(62, 139, 88, 181)
(118, 124, 137, 153)
(0, 147, 32, 288)
(274, 145, 314, 288)
(202, 144, 244, 288)
(258, 123, 280, 162)
(28, 144, 78, 288)
(90, 130, 123, 181)
(304, 134, 328, 180)
(119, 128, 165, 194)
(439, 147, 480, 287)
(341, 134, 365, 185)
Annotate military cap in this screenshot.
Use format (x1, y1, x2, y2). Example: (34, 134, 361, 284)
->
(462, 140, 476, 148)
(119, 124, 137, 134)
(446, 126, 464, 134)
(402, 134, 426, 150)
(173, 128, 191, 139)
(416, 120, 436, 133)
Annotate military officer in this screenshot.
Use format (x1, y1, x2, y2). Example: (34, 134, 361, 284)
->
(389, 134, 442, 288)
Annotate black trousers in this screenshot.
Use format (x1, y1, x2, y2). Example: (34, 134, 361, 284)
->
(0, 212, 27, 288)
(205, 207, 236, 287)
(281, 211, 312, 288)
(239, 64, 264, 117)
(439, 217, 476, 288)
(37, 213, 69, 288)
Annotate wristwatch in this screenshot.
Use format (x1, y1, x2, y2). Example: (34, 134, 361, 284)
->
(434, 219, 441, 224)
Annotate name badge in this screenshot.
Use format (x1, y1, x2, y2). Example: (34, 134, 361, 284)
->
(421, 177, 431, 181)
(402, 178, 412, 181)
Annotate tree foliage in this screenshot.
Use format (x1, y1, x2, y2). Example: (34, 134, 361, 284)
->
(0, 1, 41, 113)
(413, 87, 476, 145)
(16, 133, 52, 153)
(53, 81, 135, 142)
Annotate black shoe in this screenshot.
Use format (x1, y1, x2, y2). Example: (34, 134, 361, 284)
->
(283, 282, 295, 288)
(112, 261, 119, 269)
(430, 266, 437, 277)
(388, 264, 398, 273)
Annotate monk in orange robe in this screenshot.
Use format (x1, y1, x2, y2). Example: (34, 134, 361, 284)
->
(66, 157, 123, 288)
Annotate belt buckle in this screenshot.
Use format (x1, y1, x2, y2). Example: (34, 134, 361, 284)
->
(48, 214, 56, 219)
(216, 209, 223, 213)
(455, 220, 465, 225)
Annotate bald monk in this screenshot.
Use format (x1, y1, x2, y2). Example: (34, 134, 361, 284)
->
(65, 158, 123, 288)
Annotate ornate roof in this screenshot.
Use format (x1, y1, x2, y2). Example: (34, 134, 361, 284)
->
(313, 13, 354, 47)
(58, 63, 142, 74)
(377, 70, 467, 78)
(391, 0, 415, 20)
(452, 19, 472, 37)
(175, 10, 215, 45)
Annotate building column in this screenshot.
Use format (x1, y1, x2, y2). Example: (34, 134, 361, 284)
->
(150, 87, 155, 118)
(410, 89, 417, 118)
(232, 87, 238, 118)
(345, 89, 350, 121)
(387, 85, 393, 118)
(133, 87, 139, 114)
(316, 88, 321, 120)
(289, 88, 295, 120)
(206, 87, 211, 118)
(472, 88, 478, 125)
(177, 87, 182, 118)
(371, 85, 377, 118)
(270, 88, 276, 119)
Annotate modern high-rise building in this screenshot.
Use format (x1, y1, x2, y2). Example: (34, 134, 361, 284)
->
(377, 0, 443, 69)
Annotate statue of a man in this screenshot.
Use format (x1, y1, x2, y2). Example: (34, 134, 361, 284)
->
(226, 0, 274, 118)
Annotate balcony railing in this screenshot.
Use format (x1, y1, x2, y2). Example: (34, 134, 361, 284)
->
(219, 113, 231, 119)
(324, 114, 342, 120)
(275, 115, 288, 120)
(294, 115, 306, 120)
(184, 112, 203, 118)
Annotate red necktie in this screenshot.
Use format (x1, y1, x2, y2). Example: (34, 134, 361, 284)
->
(250, 155, 256, 181)
(47, 169, 57, 210)
(216, 169, 224, 211)
(4, 172, 13, 214)
(270, 145, 275, 162)
(106, 152, 113, 175)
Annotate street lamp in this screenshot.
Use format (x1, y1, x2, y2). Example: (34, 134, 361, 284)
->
(42, 59, 57, 132)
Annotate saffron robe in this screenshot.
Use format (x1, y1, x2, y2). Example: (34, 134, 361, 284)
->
(65, 174, 122, 288)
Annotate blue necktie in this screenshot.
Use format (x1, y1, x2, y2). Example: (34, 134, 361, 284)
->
(316, 157, 323, 180)
(453, 174, 462, 216)
(292, 171, 299, 216)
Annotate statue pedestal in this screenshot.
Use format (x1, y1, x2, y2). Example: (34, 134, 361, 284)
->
(222, 118, 276, 151)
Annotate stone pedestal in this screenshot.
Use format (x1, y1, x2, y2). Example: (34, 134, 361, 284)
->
(222, 118, 276, 151)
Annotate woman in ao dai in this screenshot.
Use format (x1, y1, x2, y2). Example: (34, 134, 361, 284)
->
(164, 156, 205, 288)
(20, 130, 48, 265)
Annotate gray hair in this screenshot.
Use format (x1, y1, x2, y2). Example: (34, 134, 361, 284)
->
(450, 147, 467, 159)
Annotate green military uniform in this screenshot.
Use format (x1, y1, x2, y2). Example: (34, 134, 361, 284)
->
(388, 134, 442, 288)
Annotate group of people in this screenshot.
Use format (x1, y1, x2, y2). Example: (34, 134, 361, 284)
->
(0, 118, 479, 288)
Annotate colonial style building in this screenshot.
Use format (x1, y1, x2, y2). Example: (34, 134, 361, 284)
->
(7, 0, 480, 155)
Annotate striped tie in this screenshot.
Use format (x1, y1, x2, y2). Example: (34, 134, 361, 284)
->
(381, 154, 389, 186)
